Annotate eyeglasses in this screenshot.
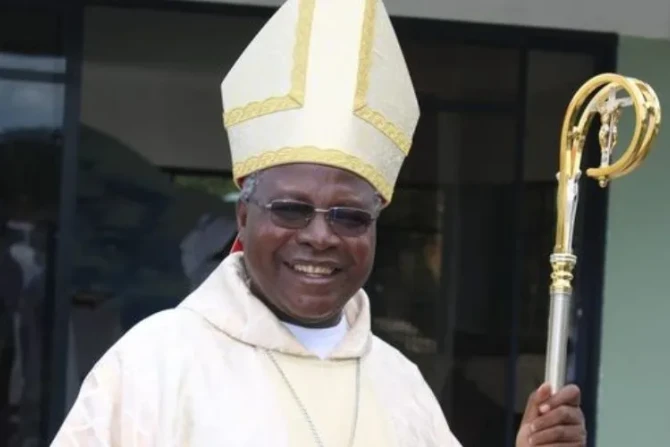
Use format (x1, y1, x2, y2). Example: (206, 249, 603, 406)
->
(248, 199, 377, 237)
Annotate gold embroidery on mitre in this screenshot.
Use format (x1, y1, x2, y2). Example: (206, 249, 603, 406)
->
(222, 0, 315, 128)
(353, 0, 413, 156)
(233, 146, 394, 202)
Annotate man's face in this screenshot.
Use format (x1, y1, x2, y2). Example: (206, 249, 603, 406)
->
(236, 164, 378, 327)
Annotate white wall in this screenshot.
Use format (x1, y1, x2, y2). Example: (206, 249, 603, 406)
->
(190, 0, 670, 40)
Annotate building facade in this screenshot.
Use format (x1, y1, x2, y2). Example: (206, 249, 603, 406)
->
(0, 0, 668, 446)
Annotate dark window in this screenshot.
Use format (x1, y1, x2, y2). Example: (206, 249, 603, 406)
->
(0, 5, 67, 446)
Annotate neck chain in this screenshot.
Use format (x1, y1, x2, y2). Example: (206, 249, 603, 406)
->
(266, 351, 360, 447)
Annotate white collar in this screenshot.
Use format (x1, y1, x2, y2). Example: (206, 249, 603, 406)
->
(282, 317, 349, 360)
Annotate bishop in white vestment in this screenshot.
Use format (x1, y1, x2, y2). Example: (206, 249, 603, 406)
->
(51, 0, 586, 445)
(51, 252, 462, 446)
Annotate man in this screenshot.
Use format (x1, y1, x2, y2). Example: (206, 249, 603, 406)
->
(51, 0, 587, 445)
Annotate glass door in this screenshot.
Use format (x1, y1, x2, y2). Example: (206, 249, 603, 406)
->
(0, 4, 80, 445)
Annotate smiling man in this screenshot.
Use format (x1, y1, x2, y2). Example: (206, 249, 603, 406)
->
(238, 165, 380, 330)
(50, 0, 586, 446)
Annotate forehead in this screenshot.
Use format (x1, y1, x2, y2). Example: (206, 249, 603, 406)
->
(257, 164, 377, 201)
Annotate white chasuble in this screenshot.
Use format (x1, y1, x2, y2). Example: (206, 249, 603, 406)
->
(50, 253, 462, 446)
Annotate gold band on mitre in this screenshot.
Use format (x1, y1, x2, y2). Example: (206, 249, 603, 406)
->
(220, 0, 419, 203)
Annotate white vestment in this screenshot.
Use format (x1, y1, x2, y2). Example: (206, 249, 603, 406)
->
(50, 253, 462, 446)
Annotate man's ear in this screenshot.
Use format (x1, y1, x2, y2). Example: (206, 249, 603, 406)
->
(236, 200, 248, 244)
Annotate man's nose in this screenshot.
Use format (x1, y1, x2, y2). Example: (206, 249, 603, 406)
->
(295, 213, 339, 249)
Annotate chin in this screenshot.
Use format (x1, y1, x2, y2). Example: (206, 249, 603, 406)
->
(288, 297, 344, 323)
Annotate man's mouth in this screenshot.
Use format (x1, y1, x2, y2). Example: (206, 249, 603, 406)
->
(285, 262, 341, 277)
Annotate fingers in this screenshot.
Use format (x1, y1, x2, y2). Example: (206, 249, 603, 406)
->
(527, 383, 581, 417)
(530, 442, 584, 447)
(540, 384, 581, 412)
(519, 384, 586, 446)
(527, 404, 586, 446)
(529, 424, 587, 445)
(531, 405, 584, 433)
(522, 382, 553, 424)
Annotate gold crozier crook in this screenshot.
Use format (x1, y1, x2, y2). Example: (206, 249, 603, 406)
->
(546, 73, 661, 393)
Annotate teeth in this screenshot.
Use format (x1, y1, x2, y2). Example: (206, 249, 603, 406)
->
(292, 264, 335, 276)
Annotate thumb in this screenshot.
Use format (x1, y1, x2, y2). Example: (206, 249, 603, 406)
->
(522, 382, 552, 424)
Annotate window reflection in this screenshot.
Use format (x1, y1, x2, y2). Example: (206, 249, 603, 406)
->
(0, 53, 66, 73)
(68, 126, 240, 385)
(1, 106, 64, 447)
(0, 6, 67, 442)
(0, 80, 64, 133)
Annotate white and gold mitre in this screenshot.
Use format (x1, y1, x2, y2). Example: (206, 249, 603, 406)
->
(220, 0, 419, 203)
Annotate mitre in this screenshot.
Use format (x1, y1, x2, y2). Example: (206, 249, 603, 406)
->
(220, 0, 419, 203)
